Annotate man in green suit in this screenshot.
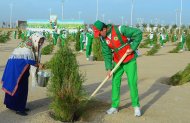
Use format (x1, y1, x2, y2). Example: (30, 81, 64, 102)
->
(93, 20, 142, 117)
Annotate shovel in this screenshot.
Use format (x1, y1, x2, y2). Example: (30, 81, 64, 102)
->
(89, 52, 129, 100)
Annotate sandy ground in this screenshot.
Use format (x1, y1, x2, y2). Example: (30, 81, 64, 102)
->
(0, 38, 190, 123)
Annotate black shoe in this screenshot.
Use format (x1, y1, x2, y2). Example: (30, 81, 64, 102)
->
(16, 111, 28, 116)
(25, 108, 30, 112)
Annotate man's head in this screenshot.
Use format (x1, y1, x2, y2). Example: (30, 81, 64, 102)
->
(88, 28, 93, 33)
(93, 20, 107, 38)
(80, 29, 84, 32)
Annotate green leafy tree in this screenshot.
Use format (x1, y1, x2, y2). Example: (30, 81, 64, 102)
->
(75, 29, 81, 51)
(169, 42, 181, 53)
(142, 23, 147, 32)
(172, 24, 177, 30)
(168, 64, 190, 86)
(92, 38, 104, 61)
(146, 43, 160, 56)
(186, 33, 190, 51)
(136, 24, 140, 28)
(0, 31, 11, 43)
(164, 25, 169, 31)
(48, 45, 87, 122)
(157, 24, 162, 32)
(149, 24, 155, 32)
(17, 29, 22, 39)
(41, 44, 54, 55)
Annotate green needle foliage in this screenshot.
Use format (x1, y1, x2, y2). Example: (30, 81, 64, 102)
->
(0, 31, 11, 43)
(41, 44, 54, 55)
(168, 63, 190, 86)
(139, 38, 150, 48)
(48, 44, 87, 122)
(75, 29, 81, 51)
(44, 60, 53, 69)
(146, 43, 161, 56)
(186, 33, 190, 51)
(17, 29, 22, 39)
(92, 38, 104, 61)
(169, 42, 181, 53)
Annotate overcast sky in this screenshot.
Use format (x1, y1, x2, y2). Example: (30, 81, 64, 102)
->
(0, 0, 189, 25)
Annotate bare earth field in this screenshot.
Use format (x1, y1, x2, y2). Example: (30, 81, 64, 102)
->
(0, 38, 190, 123)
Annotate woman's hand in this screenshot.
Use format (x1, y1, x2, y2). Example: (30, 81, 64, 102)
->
(35, 63, 44, 69)
(38, 63, 44, 69)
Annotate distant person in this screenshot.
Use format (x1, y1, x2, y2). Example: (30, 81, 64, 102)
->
(59, 30, 66, 46)
(92, 20, 142, 117)
(85, 28, 94, 60)
(79, 29, 86, 52)
(159, 33, 164, 47)
(52, 28, 59, 45)
(149, 32, 154, 48)
(13, 30, 17, 39)
(173, 33, 178, 42)
(1, 33, 45, 116)
(21, 30, 26, 40)
(180, 31, 186, 51)
(165, 32, 169, 42)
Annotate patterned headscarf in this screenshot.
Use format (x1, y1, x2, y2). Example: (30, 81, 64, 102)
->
(17, 40, 33, 50)
(30, 33, 45, 49)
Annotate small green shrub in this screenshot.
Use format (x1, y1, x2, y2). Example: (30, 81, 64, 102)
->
(44, 60, 53, 69)
(139, 38, 150, 48)
(48, 45, 87, 122)
(75, 29, 81, 51)
(146, 44, 161, 56)
(17, 29, 22, 39)
(92, 38, 104, 61)
(41, 44, 54, 55)
(0, 31, 11, 43)
(168, 64, 190, 85)
(169, 42, 181, 53)
(186, 34, 190, 51)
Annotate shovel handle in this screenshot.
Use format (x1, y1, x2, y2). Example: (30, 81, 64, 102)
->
(89, 52, 129, 100)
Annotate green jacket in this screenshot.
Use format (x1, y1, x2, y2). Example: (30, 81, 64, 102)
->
(100, 25, 142, 70)
(80, 32, 86, 43)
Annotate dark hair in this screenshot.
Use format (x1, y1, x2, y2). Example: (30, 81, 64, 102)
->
(100, 23, 107, 31)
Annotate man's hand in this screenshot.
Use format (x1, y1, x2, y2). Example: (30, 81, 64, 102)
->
(107, 70, 112, 79)
(126, 49, 133, 55)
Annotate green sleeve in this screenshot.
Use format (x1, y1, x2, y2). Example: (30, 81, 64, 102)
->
(120, 25, 142, 51)
(100, 37, 113, 70)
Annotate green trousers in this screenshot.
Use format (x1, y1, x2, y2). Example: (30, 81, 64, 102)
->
(53, 38, 58, 45)
(180, 41, 185, 49)
(150, 39, 153, 47)
(112, 59, 140, 108)
(80, 40, 84, 51)
(61, 39, 65, 46)
(14, 32, 17, 39)
(86, 40, 92, 58)
(160, 39, 164, 46)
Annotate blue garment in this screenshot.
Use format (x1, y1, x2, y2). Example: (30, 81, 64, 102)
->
(1, 45, 36, 112)
(4, 69, 29, 111)
(1, 40, 36, 95)
(2, 58, 36, 96)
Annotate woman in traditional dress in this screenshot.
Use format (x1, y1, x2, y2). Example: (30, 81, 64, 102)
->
(1, 33, 45, 116)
